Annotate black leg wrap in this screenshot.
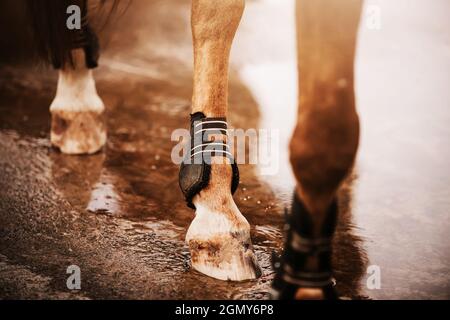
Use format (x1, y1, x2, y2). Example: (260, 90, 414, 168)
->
(78, 24, 100, 69)
(271, 193, 338, 300)
(52, 5, 100, 69)
(179, 112, 239, 209)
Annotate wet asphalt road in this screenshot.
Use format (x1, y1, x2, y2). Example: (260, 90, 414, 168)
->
(0, 0, 449, 299)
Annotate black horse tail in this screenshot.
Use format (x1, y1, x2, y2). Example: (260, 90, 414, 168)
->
(25, 0, 119, 68)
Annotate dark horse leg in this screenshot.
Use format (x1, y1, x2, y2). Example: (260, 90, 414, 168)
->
(272, 0, 363, 299)
(26, 0, 105, 154)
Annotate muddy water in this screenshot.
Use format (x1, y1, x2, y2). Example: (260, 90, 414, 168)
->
(0, 0, 449, 299)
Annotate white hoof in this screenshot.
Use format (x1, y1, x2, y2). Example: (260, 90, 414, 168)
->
(186, 200, 261, 281)
(50, 109, 106, 155)
(50, 53, 106, 155)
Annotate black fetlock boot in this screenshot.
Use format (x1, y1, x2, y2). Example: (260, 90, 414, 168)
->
(179, 112, 239, 209)
(271, 193, 338, 300)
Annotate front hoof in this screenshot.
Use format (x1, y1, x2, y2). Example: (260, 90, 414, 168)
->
(51, 109, 106, 155)
(186, 206, 261, 281)
(188, 233, 261, 281)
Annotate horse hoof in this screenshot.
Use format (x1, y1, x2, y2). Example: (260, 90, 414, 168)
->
(295, 288, 326, 300)
(51, 109, 106, 155)
(186, 202, 262, 281)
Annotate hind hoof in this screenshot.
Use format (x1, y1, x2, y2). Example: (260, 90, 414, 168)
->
(51, 109, 106, 155)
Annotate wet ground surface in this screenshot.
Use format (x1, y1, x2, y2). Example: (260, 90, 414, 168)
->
(0, 0, 449, 299)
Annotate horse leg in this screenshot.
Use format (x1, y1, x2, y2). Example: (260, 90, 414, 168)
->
(50, 48, 106, 155)
(181, 0, 261, 281)
(272, 0, 362, 299)
(26, 0, 106, 154)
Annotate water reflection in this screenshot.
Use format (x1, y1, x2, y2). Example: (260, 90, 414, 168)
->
(334, 174, 369, 299)
(86, 178, 121, 215)
(50, 152, 105, 211)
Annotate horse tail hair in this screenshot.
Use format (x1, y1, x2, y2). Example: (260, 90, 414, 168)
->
(25, 0, 83, 67)
(25, 0, 121, 68)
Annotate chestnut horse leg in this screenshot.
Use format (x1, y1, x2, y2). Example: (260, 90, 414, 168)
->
(185, 0, 261, 281)
(273, 0, 362, 299)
